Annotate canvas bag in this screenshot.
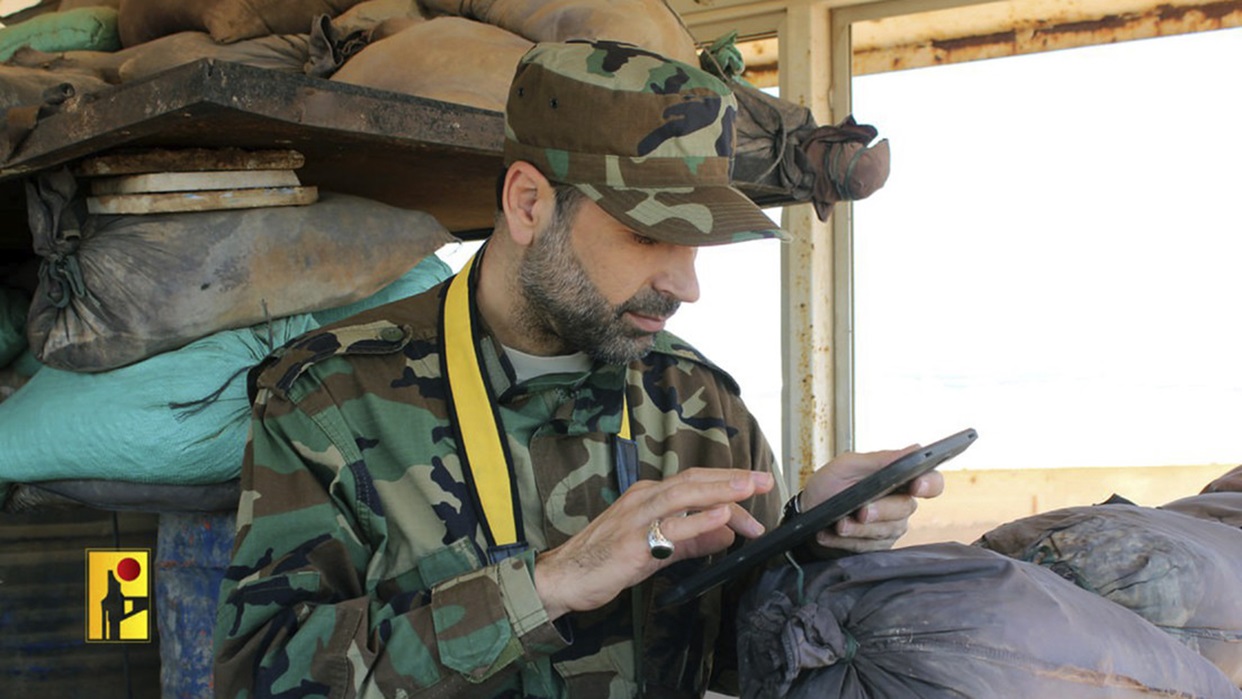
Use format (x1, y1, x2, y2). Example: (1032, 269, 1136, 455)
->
(416, 0, 698, 65)
(328, 17, 530, 112)
(116, 0, 364, 46)
(977, 498, 1242, 685)
(737, 542, 1241, 699)
(25, 168, 453, 371)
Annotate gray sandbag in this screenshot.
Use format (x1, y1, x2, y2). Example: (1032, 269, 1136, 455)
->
(1161, 490, 1242, 528)
(417, 0, 698, 65)
(116, 0, 365, 46)
(25, 169, 454, 372)
(977, 500, 1242, 685)
(0, 286, 29, 367)
(700, 33, 891, 221)
(328, 17, 530, 112)
(737, 542, 1241, 699)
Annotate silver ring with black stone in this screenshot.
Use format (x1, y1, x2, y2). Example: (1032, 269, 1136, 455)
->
(647, 519, 675, 559)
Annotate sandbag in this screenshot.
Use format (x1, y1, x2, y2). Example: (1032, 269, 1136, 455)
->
(330, 0, 424, 38)
(310, 253, 449, 326)
(0, 7, 120, 62)
(1200, 464, 1242, 494)
(116, 0, 365, 46)
(977, 500, 1242, 685)
(737, 543, 1242, 699)
(0, 286, 29, 367)
(4, 45, 127, 84)
(329, 17, 530, 112)
(1162, 491, 1242, 528)
(417, 0, 697, 65)
(0, 314, 315, 489)
(0, 61, 111, 111)
(25, 169, 454, 371)
(60, 0, 121, 10)
(115, 30, 309, 82)
(700, 35, 891, 222)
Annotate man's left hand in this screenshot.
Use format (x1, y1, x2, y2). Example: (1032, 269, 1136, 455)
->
(798, 446, 946, 553)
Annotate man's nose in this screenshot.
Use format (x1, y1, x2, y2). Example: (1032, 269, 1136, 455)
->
(653, 245, 700, 304)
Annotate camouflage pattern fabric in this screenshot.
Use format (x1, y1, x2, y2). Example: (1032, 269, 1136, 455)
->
(214, 274, 784, 698)
(503, 40, 786, 247)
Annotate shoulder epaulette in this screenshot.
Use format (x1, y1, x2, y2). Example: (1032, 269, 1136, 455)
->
(248, 320, 413, 402)
(648, 330, 741, 396)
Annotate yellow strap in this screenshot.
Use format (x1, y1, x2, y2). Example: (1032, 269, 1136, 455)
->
(444, 252, 631, 547)
(445, 254, 519, 545)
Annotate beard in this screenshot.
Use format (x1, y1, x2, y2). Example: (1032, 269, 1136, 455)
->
(516, 214, 680, 365)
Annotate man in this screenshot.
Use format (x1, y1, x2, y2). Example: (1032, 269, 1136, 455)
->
(214, 39, 943, 698)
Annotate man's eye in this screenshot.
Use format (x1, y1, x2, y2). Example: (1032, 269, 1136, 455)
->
(633, 234, 657, 246)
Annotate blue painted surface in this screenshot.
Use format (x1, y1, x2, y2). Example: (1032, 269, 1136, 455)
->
(156, 512, 237, 699)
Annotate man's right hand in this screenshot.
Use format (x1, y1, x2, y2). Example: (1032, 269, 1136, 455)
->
(532, 468, 775, 620)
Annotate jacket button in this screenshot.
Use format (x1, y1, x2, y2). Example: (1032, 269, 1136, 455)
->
(380, 327, 404, 342)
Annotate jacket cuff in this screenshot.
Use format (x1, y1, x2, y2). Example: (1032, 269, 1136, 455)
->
(430, 551, 568, 682)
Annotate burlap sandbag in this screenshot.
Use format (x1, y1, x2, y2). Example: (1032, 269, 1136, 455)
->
(116, 0, 365, 46)
(0, 61, 110, 111)
(25, 169, 454, 372)
(329, 17, 530, 112)
(417, 0, 697, 65)
(977, 500, 1242, 685)
(330, 0, 424, 38)
(738, 543, 1241, 699)
(114, 30, 309, 82)
(4, 45, 127, 84)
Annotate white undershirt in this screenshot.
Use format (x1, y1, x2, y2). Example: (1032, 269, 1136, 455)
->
(502, 344, 593, 383)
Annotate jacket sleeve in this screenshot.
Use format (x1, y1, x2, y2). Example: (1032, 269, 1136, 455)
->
(212, 390, 568, 698)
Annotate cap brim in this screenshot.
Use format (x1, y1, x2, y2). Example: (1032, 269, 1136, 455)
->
(574, 183, 788, 246)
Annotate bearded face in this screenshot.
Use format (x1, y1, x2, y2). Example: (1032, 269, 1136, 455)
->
(516, 194, 681, 365)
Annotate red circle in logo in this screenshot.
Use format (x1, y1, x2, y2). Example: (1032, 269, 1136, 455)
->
(116, 557, 141, 582)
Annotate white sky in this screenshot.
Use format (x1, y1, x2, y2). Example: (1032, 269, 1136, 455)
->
(449, 27, 1242, 473)
(852, 27, 1242, 469)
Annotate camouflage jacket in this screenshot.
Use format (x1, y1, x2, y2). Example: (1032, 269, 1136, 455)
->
(213, 274, 783, 698)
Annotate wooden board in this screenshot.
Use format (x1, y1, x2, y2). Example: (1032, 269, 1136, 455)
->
(86, 185, 318, 214)
(89, 169, 301, 195)
(74, 148, 306, 176)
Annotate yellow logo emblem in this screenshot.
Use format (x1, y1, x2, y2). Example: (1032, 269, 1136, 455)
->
(85, 549, 152, 643)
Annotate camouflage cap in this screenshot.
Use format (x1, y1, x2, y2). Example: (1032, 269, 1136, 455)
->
(503, 40, 787, 246)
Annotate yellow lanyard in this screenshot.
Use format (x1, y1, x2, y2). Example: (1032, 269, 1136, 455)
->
(442, 250, 631, 556)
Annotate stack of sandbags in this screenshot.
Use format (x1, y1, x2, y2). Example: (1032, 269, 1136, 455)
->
(737, 543, 1241, 699)
(0, 1, 701, 123)
(24, 158, 451, 372)
(76, 147, 317, 215)
(977, 497, 1242, 686)
(326, 1, 697, 111)
(0, 148, 455, 507)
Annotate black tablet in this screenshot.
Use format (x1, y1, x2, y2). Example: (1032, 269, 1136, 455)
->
(655, 427, 978, 608)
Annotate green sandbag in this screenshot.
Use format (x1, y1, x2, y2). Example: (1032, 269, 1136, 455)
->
(0, 7, 121, 62)
(0, 314, 316, 489)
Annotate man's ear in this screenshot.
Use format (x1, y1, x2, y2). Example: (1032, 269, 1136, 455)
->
(500, 161, 552, 247)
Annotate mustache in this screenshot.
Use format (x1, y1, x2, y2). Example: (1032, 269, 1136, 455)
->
(618, 289, 680, 319)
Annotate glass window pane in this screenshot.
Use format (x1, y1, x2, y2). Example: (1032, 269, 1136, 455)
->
(852, 28, 1242, 471)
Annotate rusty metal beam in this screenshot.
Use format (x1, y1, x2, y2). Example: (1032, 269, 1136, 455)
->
(852, 0, 1242, 74)
(716, 1, 1242, 82)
